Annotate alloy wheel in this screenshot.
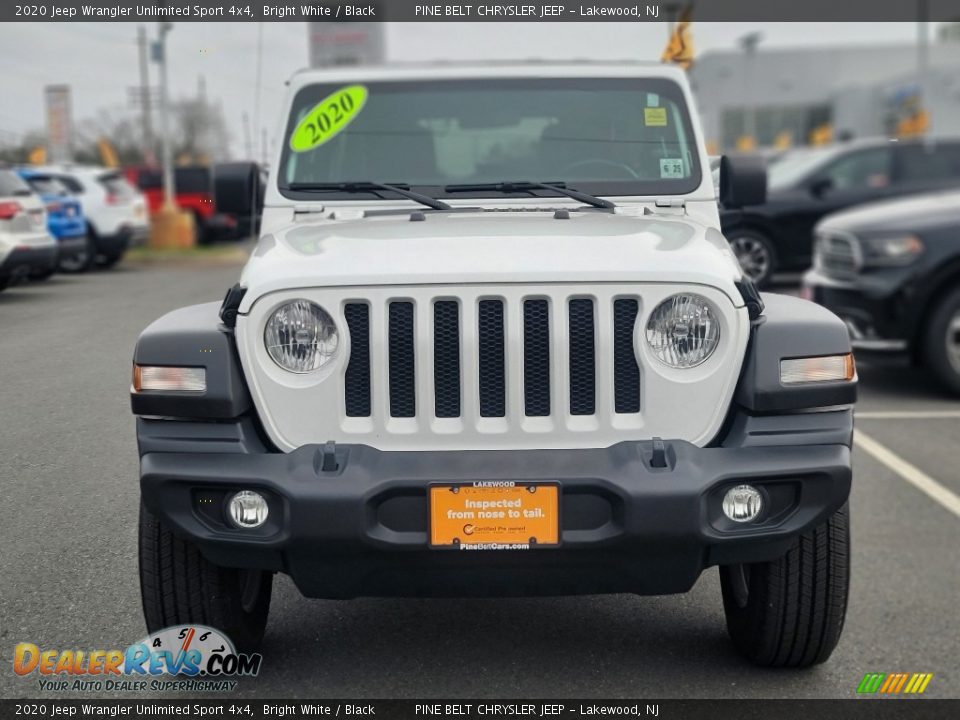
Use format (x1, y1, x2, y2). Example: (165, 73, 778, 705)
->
(947, 310, 960, 377)
(731, 236, 771, 284)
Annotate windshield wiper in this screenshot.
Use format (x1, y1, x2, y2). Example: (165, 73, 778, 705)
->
(285, 181, 451, 211)
(443, 181, 615, 210)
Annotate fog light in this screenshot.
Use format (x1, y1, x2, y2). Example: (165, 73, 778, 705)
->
(227, 490, 269, 529)
(722, 484, 763, 523)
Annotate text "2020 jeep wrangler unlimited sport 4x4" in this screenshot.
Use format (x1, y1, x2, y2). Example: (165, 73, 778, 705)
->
(132, 64, 857, 667)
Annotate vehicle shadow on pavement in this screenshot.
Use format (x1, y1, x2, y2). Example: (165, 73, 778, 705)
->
(241, 574, 829, 699)
(857, 361, 952, 401)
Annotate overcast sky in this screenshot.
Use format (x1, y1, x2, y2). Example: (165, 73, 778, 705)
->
(0, 22, 930, 157)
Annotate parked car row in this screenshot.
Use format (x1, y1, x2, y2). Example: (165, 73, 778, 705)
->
(803, 187, 960, 394)
(722, 137, 960, 286)
(715, 137, 960, 395)
(0, 164, 150, 291)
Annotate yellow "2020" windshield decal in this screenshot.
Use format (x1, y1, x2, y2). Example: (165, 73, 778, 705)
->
(289, 85, 368, 153)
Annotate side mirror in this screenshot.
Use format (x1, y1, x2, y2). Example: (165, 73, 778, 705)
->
(719, 154, 767, 208)
(809, 177, 834, 198)
(213, 162, 262, 216)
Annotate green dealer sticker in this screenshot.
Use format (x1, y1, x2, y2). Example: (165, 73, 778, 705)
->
(289, 85, 368, 152)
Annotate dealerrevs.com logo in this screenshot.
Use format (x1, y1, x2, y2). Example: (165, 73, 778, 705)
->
(13, 625, 262, 693)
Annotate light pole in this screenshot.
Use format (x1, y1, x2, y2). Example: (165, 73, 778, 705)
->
(156, 21, 175, 208)
(136, 26, 154, 161)
(739, 31, 763, 149)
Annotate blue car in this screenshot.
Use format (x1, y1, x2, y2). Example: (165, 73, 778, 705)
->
(16, 169, 89, 275)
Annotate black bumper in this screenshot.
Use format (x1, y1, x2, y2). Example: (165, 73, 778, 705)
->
(139, 415, 852, 599)
(95, 225, 148, 256)
(56, 234, 88, 262)
(0, 244, 57, 279)
(804, 269, 911, 353)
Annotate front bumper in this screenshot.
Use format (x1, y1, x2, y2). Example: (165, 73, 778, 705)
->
(803, 268, 910, 353)
(56, 234, 88, 262)
(95, 224, 149, 255)
(140, 414, 852, 599)
(0, 242, 57, 280)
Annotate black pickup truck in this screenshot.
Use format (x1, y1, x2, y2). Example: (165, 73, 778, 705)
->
(804, 188, 960, 394)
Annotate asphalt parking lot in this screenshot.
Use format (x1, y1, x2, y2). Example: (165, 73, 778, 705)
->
(1, 260, 958, 700)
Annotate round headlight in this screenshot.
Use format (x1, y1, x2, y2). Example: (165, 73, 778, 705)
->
(645, 293, 720, 368)
(264, 300, 339, 373)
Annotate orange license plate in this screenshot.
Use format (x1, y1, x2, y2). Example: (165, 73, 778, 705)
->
(429, 482, 559, 549)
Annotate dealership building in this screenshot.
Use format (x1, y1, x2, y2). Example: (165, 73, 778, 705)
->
(690, 30, 960, 150)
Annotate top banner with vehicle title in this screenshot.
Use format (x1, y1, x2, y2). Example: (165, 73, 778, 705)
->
(6, 0, 960, 22)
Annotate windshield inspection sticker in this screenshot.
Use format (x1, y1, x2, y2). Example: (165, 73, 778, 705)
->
(290, 85, 368, 153)
(660, 158, 684, 179)
(644, 107, 668, 126)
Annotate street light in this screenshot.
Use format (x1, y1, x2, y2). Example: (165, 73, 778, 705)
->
(155, 21, 175, 209)
(148, 21, 194, 249)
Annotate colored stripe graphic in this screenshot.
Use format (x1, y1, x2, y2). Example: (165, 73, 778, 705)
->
(904, 674, 934, 694)
(857, 673, 885, 693)
(858, 672, 933, 695)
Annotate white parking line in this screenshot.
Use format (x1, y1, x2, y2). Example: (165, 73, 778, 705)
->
(856, 411, 960, 420)
(855, 431, 960, 519)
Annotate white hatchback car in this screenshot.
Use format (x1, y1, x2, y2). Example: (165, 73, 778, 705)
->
(34, 165, 149, 270)
(0, 169, 56, 291)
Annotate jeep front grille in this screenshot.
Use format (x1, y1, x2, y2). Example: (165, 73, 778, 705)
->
(343, 294, 639, 422)
(239, 283, 750, 451)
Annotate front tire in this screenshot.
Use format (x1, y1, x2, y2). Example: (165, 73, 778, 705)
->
(96, 252, 124, 269)
(138, 503, 272, 652)
(924, 287, 960, 395)
(720, 503, 849, 668)
(59, 235, 94, 273)
(729, 229, 776, 287)
(29, 267, 56, 281)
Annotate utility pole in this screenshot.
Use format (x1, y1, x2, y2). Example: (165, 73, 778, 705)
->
(156, 21, 175, 208)
(739, 31, 763, 149)
(252, 22, 264, 161)
(242, 111, 252, 159)
(137, 25, 154, 162)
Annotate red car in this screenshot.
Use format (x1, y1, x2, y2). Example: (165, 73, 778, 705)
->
(126, 165, 239, 243)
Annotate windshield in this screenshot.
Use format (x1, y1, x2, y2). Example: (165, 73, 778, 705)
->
(768, 147, 839, 191)
(279, 77, 702, 200)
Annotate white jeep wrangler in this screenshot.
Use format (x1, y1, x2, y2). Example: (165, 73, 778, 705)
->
(132, 63, 856, 667)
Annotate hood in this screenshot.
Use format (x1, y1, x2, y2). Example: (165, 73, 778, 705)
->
(238, 209, 744, 311)
(817, 189, 960, 235)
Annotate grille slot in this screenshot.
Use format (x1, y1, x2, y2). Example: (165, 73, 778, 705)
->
(523, 299, 551, 417)
(388, 301, 416, 418)
(568, 298, 596, 415)
(343, 303, 371, 417)
(433, 301, 461, 418)
(613, 298, 641, 414)
(478, 299, 506, 417)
